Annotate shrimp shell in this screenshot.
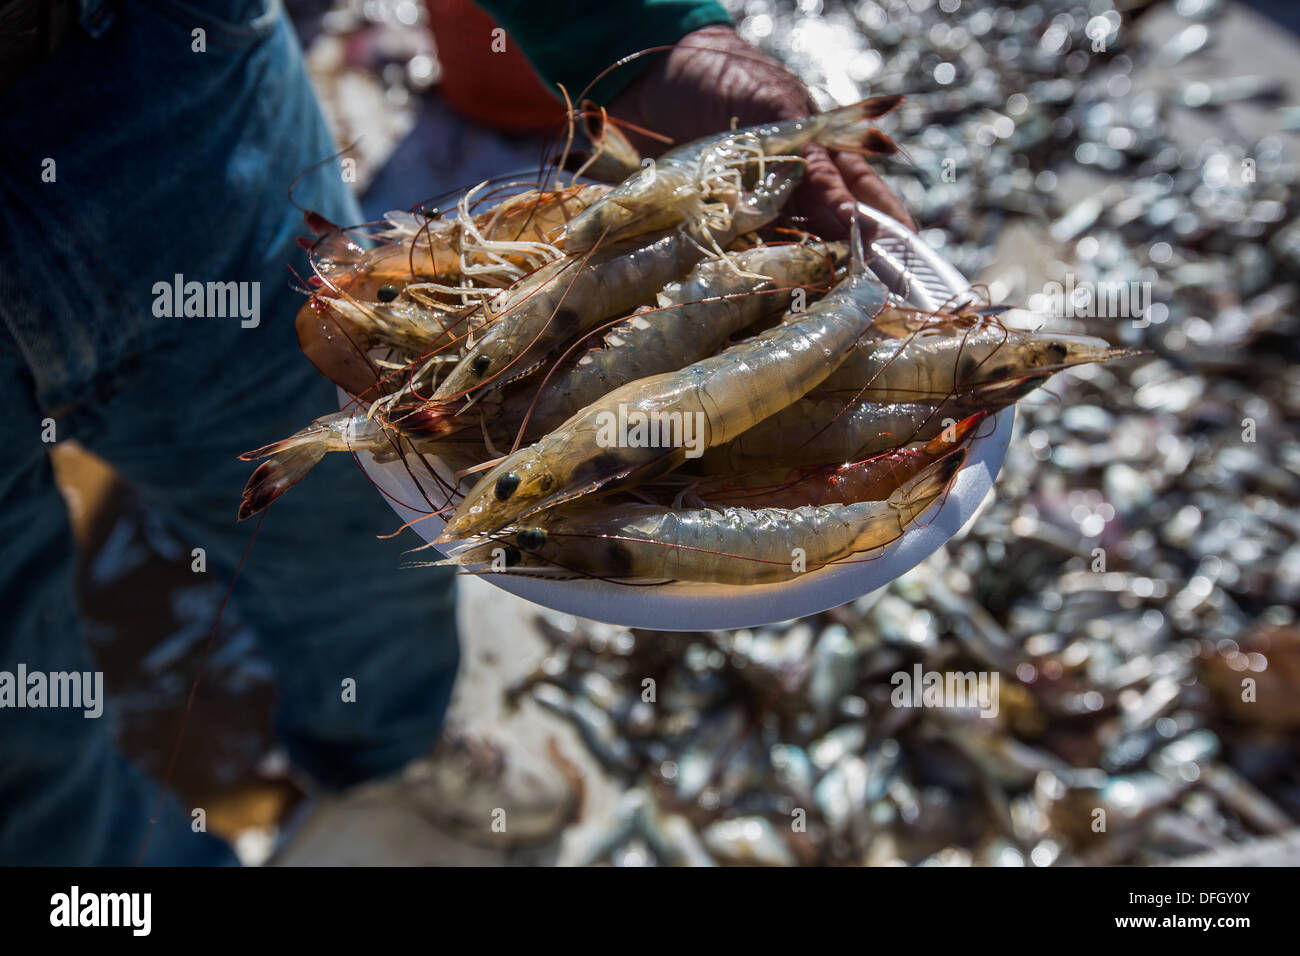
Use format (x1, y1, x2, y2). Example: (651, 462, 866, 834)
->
(308, 185, 610, 300)
(498, 241, 844, 440)
(438, 256, 893, 541)
(433, 165, 805, 402)
(561, 96, 902, 250)
(451, 450, 962, 584)
(821, 326, 1135, 402)
(689, 414, 982, 508)
(698, 376, 1046, 475)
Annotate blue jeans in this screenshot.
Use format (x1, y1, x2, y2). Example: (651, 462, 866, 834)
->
(0, 0, 459, 864)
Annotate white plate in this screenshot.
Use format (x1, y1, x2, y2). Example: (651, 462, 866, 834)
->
(347, 204, 1012, 630)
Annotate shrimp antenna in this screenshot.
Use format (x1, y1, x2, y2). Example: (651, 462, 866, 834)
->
(287, 138, 362, 215)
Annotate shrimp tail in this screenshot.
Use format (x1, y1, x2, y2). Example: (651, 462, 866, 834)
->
(886, 446, 965, 515)
(380, 399, 469, 440)
(858, 93, 905, 120)
(921, 412, 984, 455)
(237, 431, 330, 520)
(300, 210, 367, 266)
(817, 95, 904, 155)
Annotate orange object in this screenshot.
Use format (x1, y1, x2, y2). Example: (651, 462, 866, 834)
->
(426, 0, 565, 134)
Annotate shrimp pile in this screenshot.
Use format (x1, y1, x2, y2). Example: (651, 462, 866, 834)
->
(240, 97, 1136, 587)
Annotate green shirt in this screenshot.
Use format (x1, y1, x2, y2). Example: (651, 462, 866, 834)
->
(476, 1, 734, 105)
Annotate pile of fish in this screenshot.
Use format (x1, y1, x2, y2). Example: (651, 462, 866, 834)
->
(501, 0, 1299, 864)
(522, 576, 1298, 865)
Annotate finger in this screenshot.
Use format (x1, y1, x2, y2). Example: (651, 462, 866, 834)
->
(783, 145, 880, 242)
(831, 149, 917, 231)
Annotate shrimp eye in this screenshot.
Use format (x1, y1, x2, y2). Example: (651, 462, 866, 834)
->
(471, 354, 491, 375)
(517, 528, 547, 552)
(377, 284, 399, 302)
(502, 546, 522, 567)
(495, 471, 521, 501)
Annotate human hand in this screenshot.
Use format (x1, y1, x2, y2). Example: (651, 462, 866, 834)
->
(607, 25, 915, 241)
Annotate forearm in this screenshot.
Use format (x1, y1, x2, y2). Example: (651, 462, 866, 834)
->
(475, 0, 732, 104)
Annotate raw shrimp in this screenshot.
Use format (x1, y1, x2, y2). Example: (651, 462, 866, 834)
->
(820, 322, 1135, 402)
(305, 184, 610, 300)
(237, 408, 493, 518)
(432, 164, 805, 402)
(447, 451, 963, 584)
(295, 185, 614, 395)
(496, 240, 845, 440)
(378, 238, 836, 441)
(293, 288, 469, 398)
(688, 413, 982, 508)
(560, 96, 902, 251)
(572, 106, 645, 183)
(437, 230, 892, 541)
(239, 411, 401, 520)
(698, 376, 1046, 474)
